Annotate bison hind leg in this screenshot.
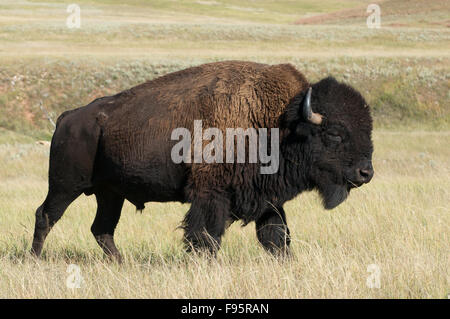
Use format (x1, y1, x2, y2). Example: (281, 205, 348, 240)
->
(182, 191, 230, 255)
(31, 189, 81, 257)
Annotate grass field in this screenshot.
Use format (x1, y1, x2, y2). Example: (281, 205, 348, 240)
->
(0, 0, 449, 298)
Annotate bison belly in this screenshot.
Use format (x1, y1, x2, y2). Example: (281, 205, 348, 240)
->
(93, 137, 189, 207)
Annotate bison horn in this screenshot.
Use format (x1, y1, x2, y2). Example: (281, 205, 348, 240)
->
(302, 87, 323, 125)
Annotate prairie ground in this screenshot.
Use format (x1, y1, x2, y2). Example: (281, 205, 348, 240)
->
(0, 0, 449, 298)
(0, 129, 448, 298)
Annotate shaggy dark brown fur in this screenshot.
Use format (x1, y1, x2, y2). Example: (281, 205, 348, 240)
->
(30, 61, 373, 260)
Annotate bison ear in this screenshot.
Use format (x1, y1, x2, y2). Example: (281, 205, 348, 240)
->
(302, 87, 323, 125)
(295, 123, 312, 138)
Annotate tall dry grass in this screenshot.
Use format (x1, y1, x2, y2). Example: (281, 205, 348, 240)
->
(0, 130, 448, 298)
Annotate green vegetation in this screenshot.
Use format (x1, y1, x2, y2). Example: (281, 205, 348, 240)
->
(25, 0, 367, 24)
(0, 0, 448, 139)
(1, 56, 448, 139)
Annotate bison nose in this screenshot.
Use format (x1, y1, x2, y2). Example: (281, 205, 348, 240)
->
(356, 164, 374, 184)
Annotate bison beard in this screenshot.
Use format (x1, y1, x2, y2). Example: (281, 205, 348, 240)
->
(311, 164, 351, 210)
(319, 184, 349, 210)
(30, 61, 373, 261)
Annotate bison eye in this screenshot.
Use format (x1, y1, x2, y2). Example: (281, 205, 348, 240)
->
(326, 132, 342, 143)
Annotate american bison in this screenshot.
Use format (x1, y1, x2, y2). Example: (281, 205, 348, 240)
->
(31, 61, 373, 261)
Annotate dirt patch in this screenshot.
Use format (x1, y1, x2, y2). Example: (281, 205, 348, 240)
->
(23, 109, 35, 123)
(294, 0, 450, 25)
(295, 6, 368, 25)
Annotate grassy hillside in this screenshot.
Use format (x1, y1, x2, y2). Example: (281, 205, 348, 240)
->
(1, 56, 448, 140)
(0, 1, 448, 139)
(23, 0, 368, 24)
(296, 0, 450, 27)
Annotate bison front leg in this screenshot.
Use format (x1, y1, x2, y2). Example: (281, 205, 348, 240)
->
(255, 205, 291, 255)
(182, 192, 230, 255)
(91, 189, 124, 263)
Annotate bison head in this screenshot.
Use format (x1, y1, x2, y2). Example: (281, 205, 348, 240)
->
(281, 76, 374, 209)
